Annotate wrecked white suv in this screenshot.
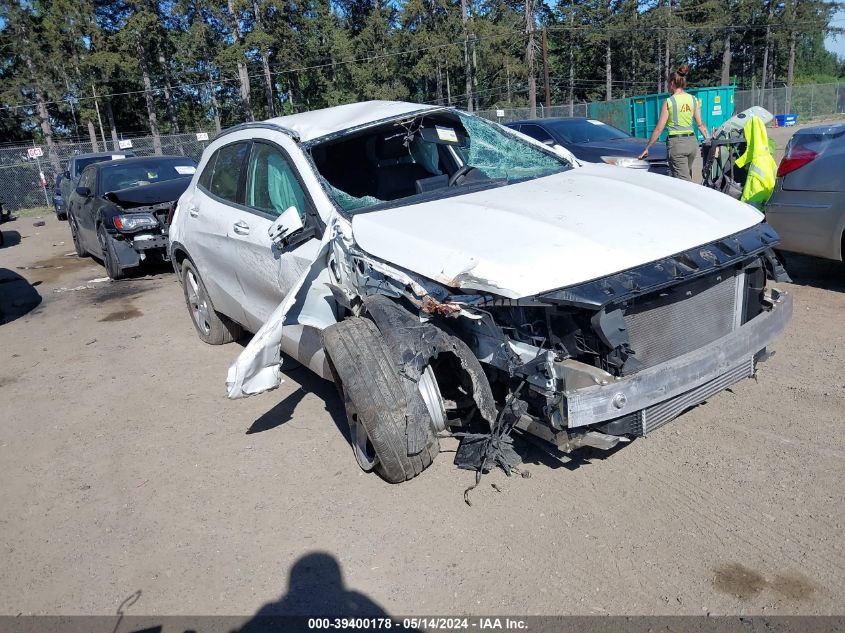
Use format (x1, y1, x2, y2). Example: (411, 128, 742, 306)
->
(170, 101, 792, 483)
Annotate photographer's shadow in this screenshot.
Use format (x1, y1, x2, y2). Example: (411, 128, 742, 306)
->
(239, 552, 418, 633)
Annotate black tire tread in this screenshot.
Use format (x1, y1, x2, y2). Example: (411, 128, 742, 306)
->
(69, 213, 86, 257)
(322, 317, 438, 483)
(98, 224, 125, 280)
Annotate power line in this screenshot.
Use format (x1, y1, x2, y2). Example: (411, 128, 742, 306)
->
(1, 17, 841, 113)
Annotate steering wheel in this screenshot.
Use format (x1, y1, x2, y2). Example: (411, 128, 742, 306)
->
(449, 164, 475, 187)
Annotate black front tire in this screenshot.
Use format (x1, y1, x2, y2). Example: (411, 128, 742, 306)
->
(97, 224, 125, 280)
(322, 317, 439, 484)
(180, 259, 242, 345)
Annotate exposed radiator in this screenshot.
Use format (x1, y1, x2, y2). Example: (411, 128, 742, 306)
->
(603, 356, 756, 436)
(624, 272, 743, 370)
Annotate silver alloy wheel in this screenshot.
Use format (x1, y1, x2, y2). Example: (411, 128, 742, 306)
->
(346, 396, 378, 471)
(418, 365, 447, 433)
(185, 269, 212, 336)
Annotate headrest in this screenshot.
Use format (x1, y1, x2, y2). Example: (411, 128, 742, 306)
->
(376, 134, 411, 161)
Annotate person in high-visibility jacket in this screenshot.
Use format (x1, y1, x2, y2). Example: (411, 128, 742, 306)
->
(734, 115, 777, 208)
(638, 64, 710, 181)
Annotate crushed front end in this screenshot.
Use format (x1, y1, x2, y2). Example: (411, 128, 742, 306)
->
(439, 222, 792, 452)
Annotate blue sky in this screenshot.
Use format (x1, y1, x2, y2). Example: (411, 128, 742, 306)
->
(825, 9, 845, 58)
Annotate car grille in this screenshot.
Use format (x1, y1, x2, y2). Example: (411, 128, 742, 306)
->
(603, 356, 756, 436)
(623, 272, 741, 370)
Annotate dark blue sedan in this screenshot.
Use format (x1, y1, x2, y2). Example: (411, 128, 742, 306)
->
(506, 117, 670, 176)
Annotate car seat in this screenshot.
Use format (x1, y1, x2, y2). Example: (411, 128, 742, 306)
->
(372, 134, 433, 200)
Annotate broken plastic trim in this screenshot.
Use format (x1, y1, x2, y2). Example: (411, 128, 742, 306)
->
(539, 222, 781, 310)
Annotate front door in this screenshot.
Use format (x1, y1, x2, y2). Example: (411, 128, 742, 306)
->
(231, 141, 319, 331)
(74, 167, 99, 251)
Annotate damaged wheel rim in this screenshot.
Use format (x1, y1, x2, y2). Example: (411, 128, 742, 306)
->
(186, 270, 212, 336)
(346, 399, 377, 472)
(418, 365, 447, 433)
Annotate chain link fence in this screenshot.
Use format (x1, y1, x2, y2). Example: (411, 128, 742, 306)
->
(2, 82, 842, 212)
(734, 82, 845, 122)
(476, 103, 590, 124)
(478, 82, 844, 131)
(0, 132, 212, 212)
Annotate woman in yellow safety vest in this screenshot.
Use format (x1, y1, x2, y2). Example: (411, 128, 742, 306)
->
(638, 64, 710, 181)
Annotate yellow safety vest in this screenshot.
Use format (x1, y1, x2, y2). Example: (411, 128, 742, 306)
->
(735, 116, 777, 209)
(666, 93, 696, 136)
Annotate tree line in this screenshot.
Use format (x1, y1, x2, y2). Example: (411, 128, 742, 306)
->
(1, 0, 842, 155)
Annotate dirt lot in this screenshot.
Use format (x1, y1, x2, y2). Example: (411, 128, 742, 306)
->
(1, 175, 844, 618)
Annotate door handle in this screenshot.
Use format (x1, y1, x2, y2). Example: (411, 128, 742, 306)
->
(188, 205, 199, 218)
(233, 221, 250, 235)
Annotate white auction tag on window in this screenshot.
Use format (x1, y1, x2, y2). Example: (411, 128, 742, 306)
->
(435, 126, 459, 143)
(175, 165, 196, 175)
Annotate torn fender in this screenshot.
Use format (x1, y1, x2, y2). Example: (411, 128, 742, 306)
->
(226, 222, 340, 399)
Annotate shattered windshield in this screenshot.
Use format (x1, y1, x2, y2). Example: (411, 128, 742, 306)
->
(310, 109, 570, 214)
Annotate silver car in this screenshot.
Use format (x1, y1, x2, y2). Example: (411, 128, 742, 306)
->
(766, 122, 845, 262)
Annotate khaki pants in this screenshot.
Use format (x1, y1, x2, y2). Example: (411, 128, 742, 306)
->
(667, 135, 698, 181)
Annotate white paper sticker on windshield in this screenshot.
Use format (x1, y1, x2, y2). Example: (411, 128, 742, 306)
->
(435, 126, 459, 143)
(175, 165, 196, 175)
(588, 120, 606, 126)
(111, 155, 126, 160)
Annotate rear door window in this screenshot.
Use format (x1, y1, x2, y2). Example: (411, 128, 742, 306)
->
(205, 142, 250, 203)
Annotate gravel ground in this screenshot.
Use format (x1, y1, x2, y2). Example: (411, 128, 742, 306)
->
(0, 167, 843, 619)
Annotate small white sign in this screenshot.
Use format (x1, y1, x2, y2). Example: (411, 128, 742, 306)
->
(496, 109, 505, 118)
(174, 165, 196, 175)
(111, 155, 126, 160)
(435, 126, 458, 143)
(196, 132, 209, 142)
(712, 105, 723, 116)
(118, 139, 133, 149)
(27, 147, 43, 159)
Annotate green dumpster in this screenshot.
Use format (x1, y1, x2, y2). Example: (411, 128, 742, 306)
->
(629, 85, 735, 140)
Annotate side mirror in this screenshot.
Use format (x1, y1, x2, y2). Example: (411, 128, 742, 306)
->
(75, 186, 91, 198)
(64, 170, 71, 179)
(542, 138, 555, 146)
(268, 206, 304, 247)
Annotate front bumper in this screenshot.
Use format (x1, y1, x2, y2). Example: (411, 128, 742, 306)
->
(564, 289, 792, 433)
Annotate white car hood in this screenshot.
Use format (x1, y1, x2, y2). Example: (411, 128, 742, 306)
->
(351, 164, 764, 298)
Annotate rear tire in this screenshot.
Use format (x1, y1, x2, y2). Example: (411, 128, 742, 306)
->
(97, 224, 125, 280)
(180, 259, 242, 345)
(322, 317, 439, 484)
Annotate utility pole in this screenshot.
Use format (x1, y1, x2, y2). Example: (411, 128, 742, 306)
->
(526, 0, 537, 118)
(92, 85, 108, 151)
(542, 28, 551, 109)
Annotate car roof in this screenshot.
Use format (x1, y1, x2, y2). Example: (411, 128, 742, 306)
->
(72, 152, 133, 160)
(263, 100, 442, 143)
(92, 155, 195, 169)
(507, 118, 591, 126)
